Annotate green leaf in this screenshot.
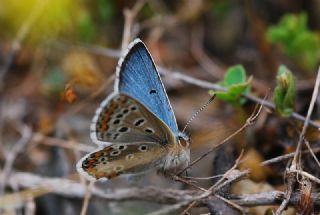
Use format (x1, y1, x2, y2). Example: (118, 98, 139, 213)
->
(211, 65, 252, 104)
(273, 65, 296, 117)
(266, 13, 320, 71)
(222, 65, 246, 87)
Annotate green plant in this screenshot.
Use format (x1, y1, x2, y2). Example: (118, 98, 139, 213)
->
(210, 65, 252, 104)
(273, 65, 296, 117)
(267, 13, 320, 71)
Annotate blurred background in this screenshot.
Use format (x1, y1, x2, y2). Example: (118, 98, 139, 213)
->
(0, 0, 320, 214)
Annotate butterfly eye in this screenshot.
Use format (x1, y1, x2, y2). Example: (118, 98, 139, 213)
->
(179, 138, 189, 147)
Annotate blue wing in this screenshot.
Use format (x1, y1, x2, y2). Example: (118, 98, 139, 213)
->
(115, 39, 179, 135)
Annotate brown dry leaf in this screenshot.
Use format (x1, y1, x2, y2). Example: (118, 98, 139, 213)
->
(62, 51, 103, 89)
(239, 148, 268, 182)
(63, 84, 77, 104)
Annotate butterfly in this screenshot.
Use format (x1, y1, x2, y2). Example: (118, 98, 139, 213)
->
(76, 39, 190, 181)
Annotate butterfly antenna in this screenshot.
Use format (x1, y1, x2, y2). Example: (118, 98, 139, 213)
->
(182, 94, 216, 133)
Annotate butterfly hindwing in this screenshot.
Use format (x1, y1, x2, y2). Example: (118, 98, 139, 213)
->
(116, 39, 179, 135)
(77, 142, 167, 180)
(91, 93, 175, 146)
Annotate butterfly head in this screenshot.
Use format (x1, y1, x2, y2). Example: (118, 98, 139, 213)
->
(178, 131, 191, 148)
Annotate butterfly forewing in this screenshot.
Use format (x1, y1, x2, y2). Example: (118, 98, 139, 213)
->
(116, 40, 179, 135)
(77, 142, 167, 180)
(91, 93, 176, 146)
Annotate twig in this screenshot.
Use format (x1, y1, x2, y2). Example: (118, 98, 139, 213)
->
(182, 174, 224, 181)
(31, 132, 95, 153)
(0, 125, 32, 194)
(290, 170, 320, 184)
(180, 201, 197, 215)
(172, 175, 207, 192)
(290, 68, 320, 170)
(2, 171, 320, 209)
(180, 152, 247, 214)
(275, 172, 294, 215)
(276, 68, 320, 215)
(83, 45, 120, 58)
(214, 194, 246, 214)
(80, 181, 95, 215)
(191, 23, 224, 79)
(121, 0, 147, 51)
(261, 147, 320, 166)
(303, 139, 320, 169)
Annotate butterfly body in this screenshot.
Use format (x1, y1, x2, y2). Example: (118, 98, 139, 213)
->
(77, 39, 190, 181)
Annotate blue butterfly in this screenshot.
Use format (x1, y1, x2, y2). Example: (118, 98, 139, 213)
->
(77, 39, 190, 181)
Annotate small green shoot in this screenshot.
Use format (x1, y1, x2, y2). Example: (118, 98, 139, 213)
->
(210, 65, 252, 104)
(273, 65, 296, 117)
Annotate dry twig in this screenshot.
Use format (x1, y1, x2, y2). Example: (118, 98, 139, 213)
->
(275, 68, 320, 215)
(121, 0, 148, 51)
(2, 171, 320, 211)
(80, 181, 95, 215)
(0, 125, 32, 194)
(261, 147, 320, 166)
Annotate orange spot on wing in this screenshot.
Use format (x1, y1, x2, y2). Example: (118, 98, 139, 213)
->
(102, 147, 113, 153)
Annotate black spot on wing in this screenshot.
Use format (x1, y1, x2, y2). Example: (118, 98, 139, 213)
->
(149, 89, 156, 94)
